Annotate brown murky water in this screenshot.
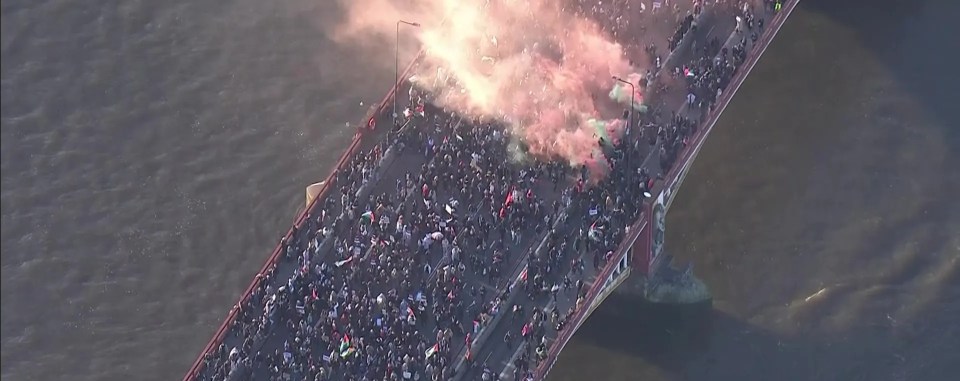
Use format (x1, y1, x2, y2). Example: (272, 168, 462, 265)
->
(2, 0, 957, 380)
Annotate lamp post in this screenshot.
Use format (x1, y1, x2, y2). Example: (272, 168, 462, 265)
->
(612, 76, 637, 137)
(395, 20, 421, 128)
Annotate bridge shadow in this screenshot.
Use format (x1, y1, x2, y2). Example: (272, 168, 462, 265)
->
(566, 286, 960, 381)
(575, 292, 714, 365)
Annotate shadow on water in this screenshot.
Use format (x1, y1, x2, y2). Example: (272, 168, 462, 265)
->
(575, 293, 715, 364)
(803, 0, 960, 146)
(569, 286, 960, 381)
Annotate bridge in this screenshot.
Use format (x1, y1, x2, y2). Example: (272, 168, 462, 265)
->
(182, 1, 798, 381)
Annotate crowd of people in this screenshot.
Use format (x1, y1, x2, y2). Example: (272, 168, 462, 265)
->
(194, 75, 571, 380)
(500, 2, 775, 380)
(191, 1, 780, 380)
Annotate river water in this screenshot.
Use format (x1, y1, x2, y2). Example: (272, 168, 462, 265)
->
(1, 1, 956, 381)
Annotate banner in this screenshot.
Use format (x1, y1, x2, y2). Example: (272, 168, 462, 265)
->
(651, 191, 667, 263)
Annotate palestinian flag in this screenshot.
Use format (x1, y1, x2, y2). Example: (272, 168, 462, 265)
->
(588, 222, 602, 242)
(335, 256, 354, 267)
(361, 211, 376, 224)
(425, 343, 439, 358)
(339, 334, 352, 352)
(340, 347, 356, 358)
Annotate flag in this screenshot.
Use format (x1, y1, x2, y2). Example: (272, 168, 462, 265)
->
(425, 343, 439, 358)
(361, 211, 375, 223)
(335, 256, 354, 267)
(340, 347, 356, 358)
(340, 335, 351, 352)
(588, 221, 602, 241)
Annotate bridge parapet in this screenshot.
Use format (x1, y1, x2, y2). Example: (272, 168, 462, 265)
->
(533, 218, 648, 379)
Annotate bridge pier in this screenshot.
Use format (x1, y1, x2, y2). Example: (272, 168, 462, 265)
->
(616, 171, 712, 305)
(618, 258, 713, 305)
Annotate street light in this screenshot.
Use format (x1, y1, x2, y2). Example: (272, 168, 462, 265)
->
(395, 20, 421, 128)
(612, 76, 637, 138)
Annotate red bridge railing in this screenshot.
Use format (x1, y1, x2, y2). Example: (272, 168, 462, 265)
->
(534, 218, 647, 379)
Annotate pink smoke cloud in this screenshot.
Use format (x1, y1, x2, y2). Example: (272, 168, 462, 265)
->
(333, 0, 646, 165)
